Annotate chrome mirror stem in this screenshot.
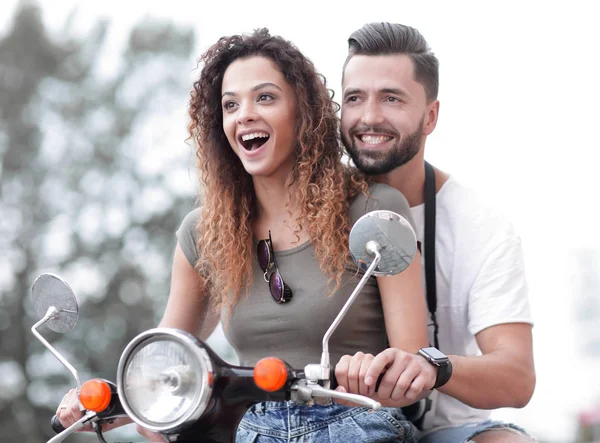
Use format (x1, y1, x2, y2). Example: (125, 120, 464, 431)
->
(320, 241, 382, 388)
(32, 307, 81, 388)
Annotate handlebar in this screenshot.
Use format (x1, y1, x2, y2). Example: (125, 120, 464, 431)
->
(288, 367, 384, 410)
(329, 364, 429, 424)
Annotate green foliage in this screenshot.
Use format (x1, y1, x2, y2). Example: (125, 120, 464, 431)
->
(0, 3, 197, 441)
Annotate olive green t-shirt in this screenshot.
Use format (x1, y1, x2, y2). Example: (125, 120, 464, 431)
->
(176, 183, 416, 369)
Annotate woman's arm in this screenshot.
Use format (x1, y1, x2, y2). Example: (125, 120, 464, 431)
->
(158, 243, 217, 339)
(335, 251, 437, 407)
(132, 243, 217, 442)
(377, 251, 428, 352)
(56, 243, 215, 432)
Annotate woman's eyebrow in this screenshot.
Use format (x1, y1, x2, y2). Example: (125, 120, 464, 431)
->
(222, 82, 283, 98)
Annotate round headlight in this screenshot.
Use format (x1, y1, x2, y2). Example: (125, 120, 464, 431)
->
(117, 328, 213, 432)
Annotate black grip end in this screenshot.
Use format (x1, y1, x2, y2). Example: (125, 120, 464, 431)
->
(329, 368, 338, 389)
(51, 415, 66, 433)
(374, 373, 384, 392)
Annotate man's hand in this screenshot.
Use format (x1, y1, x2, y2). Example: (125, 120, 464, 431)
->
(335, 348, 437, 407)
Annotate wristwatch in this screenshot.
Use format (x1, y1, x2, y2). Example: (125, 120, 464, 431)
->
(418, 347, 453, 389)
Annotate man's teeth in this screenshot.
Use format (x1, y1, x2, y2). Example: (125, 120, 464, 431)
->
(360, 135, 392, 145)
(241, 132, 269, 141)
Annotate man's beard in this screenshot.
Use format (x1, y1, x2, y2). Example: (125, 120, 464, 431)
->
(342, 119, 424, 175)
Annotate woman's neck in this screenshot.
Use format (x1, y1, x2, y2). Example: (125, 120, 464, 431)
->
(252, 176, 306, 248)
(253, 175, 292, 215)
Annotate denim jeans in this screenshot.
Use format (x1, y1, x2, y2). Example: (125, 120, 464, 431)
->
(236, 401, 418, 443)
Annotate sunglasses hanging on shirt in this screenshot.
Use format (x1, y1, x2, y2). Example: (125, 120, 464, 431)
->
(257, 231, 293, 304)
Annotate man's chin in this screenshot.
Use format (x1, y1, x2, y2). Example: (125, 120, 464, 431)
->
(353, 160, 395, 175)
(345, 148, 392, 174)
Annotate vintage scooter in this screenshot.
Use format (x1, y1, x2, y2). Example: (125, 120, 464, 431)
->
(33, 209, 421, 442)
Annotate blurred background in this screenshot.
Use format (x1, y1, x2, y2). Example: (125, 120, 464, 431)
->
(1, 1, 598, 442)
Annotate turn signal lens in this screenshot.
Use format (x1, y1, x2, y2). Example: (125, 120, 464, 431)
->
(79, 379, 112, 412)
(253, 357, 288, 392)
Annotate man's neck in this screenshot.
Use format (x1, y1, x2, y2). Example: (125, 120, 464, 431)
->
(375, 154, 449, 207)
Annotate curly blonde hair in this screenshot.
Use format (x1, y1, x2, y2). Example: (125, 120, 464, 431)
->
(187, 28, 367, 314)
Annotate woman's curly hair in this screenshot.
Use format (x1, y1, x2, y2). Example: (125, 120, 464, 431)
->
(187, 28, 368, 314)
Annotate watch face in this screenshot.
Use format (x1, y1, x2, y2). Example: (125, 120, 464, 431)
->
(421, 347, 447, 361)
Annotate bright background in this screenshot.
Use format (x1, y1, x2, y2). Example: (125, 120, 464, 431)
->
(3, 1, 599, 441)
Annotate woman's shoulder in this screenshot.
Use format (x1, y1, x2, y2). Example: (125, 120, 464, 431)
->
(176, 207, 203, 266)
(178, 207, 202, 235)
(367, 181, 407, 200)
(349, 182, 415, 229)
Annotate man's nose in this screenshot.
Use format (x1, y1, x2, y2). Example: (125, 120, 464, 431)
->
(361, 100, 385, 126)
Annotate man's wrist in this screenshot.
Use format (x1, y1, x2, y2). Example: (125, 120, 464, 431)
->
(417, 347, 453, 389)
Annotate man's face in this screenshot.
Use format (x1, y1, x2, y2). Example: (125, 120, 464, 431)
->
(341, 54, 431, 175)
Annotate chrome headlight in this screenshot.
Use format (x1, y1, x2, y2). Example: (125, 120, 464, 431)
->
(116, 328, 213, 432)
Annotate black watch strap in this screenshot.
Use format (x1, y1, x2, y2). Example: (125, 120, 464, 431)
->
(419, 347, 453, 389)
(432, 359, 452, 389)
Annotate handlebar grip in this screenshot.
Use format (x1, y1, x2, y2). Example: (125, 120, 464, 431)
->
(375, 373, 384, 392)
(51, 415, 66, 433)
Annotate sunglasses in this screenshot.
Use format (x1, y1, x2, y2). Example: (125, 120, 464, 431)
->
(257, 231, 293, 304)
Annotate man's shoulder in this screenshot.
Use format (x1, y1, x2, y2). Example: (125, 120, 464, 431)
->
(439, 177, 516, 229)
(436, 177, 520, 249)
(438, 177, 496, 213)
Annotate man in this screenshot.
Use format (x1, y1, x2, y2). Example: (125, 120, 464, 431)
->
(336, 22, 535, 442)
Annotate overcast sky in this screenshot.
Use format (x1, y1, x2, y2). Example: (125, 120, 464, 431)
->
(3, 1, 599, 440)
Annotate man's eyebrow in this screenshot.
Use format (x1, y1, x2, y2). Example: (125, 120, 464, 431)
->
(380, 87, 409, 97)
(343, 87, 410, 98)
(222, 82, 283, 98)
(343, 88, 363, 98)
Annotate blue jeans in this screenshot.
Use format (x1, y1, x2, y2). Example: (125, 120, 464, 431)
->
(236, 401, 418, 443)
(418, 420, 532, 442)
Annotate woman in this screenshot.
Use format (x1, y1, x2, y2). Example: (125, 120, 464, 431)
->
(57, 28, 430, 443)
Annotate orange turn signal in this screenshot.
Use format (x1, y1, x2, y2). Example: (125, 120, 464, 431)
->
(79, 379, 112, 412)
(253, 357, 288, 392)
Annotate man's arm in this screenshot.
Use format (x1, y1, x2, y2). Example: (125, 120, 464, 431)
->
(437, 223, 535, 409)
(441, 322, 535, 409)
(350, 322, 535, 409)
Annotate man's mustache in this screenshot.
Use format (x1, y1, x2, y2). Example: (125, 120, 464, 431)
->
(349, 125, 399, 137)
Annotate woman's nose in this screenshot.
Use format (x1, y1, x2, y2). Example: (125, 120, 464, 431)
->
(236, 102, 259, 124)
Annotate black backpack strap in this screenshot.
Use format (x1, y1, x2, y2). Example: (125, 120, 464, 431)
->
(424, 161, 439, 349)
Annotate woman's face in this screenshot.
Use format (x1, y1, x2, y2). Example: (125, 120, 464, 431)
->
(221, 56, 298, 180)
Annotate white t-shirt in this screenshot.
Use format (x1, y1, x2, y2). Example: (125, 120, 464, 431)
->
(409, 176, 533, 431)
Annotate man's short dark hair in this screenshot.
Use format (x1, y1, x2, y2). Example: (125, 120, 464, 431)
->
(345, 22, 439, 102)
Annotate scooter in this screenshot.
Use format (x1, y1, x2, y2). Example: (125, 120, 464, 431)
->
(33, 209, 421, 442)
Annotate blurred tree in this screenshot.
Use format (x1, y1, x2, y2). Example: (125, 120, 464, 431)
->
(0, 3, 199, 441)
